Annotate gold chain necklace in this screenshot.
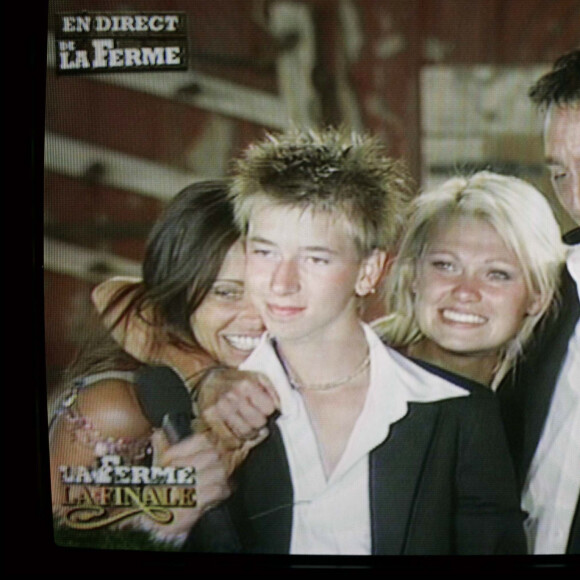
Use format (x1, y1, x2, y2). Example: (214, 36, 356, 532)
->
(285, 350, 370, 392)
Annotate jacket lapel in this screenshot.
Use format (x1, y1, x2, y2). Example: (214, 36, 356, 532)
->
(369, 402, 440, 555)
(237, 422, 294, 553)
(519, 268, 580, 476)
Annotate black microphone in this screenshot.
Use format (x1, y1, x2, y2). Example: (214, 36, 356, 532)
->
(135, 366, 193, 444)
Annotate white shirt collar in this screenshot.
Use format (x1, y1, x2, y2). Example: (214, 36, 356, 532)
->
(241, 323, 469, 435)
(359, 324, 469, 456)
(239, 331, 301, 416)
(241, 324, 471, 555)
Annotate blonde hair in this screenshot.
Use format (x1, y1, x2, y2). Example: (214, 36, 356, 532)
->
(373, 171, 567, 389)
(229, 126, 415, 255)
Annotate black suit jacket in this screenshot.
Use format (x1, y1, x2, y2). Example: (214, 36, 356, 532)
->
(185, 368, 525, 555)
(499, 228, 580, 554)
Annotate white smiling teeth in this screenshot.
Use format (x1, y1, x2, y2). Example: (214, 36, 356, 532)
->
(225, 335, 261, 351)
(442, 309, 486, 324)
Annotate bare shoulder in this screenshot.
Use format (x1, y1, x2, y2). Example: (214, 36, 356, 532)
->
(75, 378, 152, 439)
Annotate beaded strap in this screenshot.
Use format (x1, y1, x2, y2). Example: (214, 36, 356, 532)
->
(56, 370, 153, 463)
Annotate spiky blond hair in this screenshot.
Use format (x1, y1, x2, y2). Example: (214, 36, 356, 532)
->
(229, 126, 415, 255)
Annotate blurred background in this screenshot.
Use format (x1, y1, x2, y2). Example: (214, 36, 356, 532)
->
(43, 0, 579, 397)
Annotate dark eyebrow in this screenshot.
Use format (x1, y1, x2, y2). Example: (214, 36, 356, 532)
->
(302, 246, 338, 255)
(248, 237, 338, 255)
(213, 279, 244, 285)
(423, 249, 457, 257)
(248, 236, 276, 246)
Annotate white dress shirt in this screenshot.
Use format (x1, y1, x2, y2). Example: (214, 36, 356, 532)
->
(522, 245, 580, 554)
(240, 323, 469, 555)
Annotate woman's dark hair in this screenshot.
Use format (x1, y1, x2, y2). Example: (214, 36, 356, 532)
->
(50, 180, 239, 420)
(104, 179, 240, 348)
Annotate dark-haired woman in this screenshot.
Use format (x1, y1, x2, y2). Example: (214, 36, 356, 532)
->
(49, 180, 269, 545)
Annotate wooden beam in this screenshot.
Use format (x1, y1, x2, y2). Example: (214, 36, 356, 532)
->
(44, 132, 202, 201)
(47, 32, 289, 129)
(269, 1, 322, 127)
(44, 237, 141, 283)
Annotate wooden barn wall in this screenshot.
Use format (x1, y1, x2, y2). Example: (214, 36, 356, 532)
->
(42, 0, 580, 397)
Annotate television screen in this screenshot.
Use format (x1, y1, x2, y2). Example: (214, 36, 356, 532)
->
(24, 0, 579, 571)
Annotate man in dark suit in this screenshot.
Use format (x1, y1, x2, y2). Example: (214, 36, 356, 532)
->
(499, 49, 580, 555)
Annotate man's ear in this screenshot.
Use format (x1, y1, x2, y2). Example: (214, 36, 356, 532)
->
(355, 249, 388, 296)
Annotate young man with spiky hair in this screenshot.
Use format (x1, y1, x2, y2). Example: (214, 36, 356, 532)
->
(499, 50, 580, 555)
(184, 127, 525, 555)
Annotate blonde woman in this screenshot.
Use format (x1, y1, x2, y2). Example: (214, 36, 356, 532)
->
(374, 171, 566, 390)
